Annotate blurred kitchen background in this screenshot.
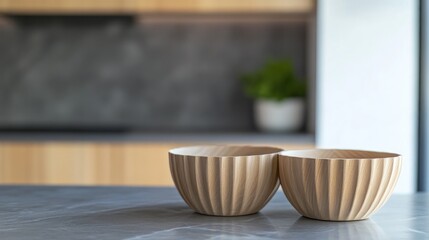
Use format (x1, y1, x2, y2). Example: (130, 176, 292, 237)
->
(0, 0, 423, 193)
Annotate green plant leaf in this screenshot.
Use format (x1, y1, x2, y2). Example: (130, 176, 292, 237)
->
(241, 59, 306, 101)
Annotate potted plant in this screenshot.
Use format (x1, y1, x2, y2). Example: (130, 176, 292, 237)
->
(241, 59, 306, 132)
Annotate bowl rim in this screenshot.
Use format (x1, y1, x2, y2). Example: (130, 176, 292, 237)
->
(279, 148, 401, 160)
(169, 145, 284, 158)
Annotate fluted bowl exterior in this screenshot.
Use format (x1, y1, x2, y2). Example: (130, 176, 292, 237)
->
(279, 149, 402, 221)
(169, 145, 282, 216)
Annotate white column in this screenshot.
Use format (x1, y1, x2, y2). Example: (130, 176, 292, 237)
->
(316, 0, 419, 193)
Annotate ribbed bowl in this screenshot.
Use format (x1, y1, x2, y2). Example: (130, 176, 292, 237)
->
(279, 149, 401, 221)
(169, 145, 282, 216)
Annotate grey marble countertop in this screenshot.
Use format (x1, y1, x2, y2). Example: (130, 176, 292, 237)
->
(0, 186, 427, 240)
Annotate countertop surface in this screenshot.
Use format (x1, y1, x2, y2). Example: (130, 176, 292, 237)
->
(0, 186, 428, 240)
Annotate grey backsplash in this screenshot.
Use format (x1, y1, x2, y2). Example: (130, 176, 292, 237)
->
(0, 16, 307, 132)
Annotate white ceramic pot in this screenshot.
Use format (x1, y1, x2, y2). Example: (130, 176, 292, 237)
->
(254, 98, 305, 132)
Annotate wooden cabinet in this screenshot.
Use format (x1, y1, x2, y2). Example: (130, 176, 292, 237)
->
(0, 141, 313, 186)
(0, 0, 313, 14)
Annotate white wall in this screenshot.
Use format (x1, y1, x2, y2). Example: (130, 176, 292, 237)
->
(317, 0, 419, 193)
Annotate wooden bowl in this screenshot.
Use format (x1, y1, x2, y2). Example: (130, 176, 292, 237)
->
(279, 149, 401, 221)
(169, 145, 283, 216)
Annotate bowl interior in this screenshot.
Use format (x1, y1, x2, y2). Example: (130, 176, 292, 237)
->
(169, 145, 283, 157)
(280, 149, 400, 159)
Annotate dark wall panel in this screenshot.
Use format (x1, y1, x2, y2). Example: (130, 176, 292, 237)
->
(0, 16, 307, 132)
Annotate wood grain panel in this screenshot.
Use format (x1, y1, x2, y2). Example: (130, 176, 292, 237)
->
(0, 0, 313, 14)
(0, 142, 312, 186)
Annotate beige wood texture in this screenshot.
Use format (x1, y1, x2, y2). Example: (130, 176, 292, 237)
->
(279, 149, 402, 221)
(0, 142, 312, 186)
(0, 142, 182, 186)
(169, 145, 282, 216)
(0, 0, 313, 14)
